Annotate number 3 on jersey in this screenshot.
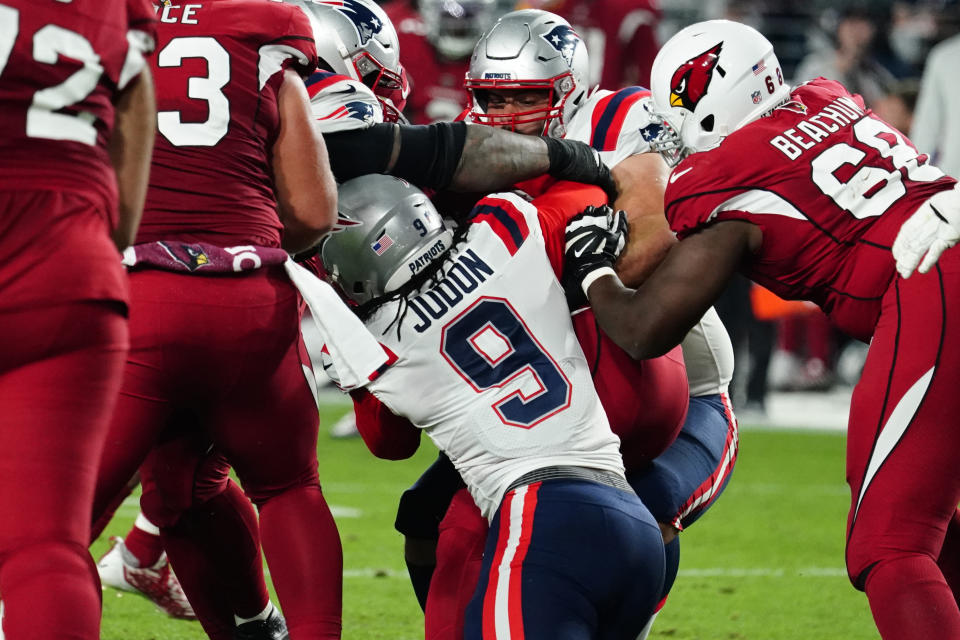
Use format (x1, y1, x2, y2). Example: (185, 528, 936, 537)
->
(157, 36, 230, 146)
(441, 298, 571, 428)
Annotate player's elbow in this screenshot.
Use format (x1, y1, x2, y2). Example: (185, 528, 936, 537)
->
(365, 436, 420, 461)
(278, 187, 337, 253)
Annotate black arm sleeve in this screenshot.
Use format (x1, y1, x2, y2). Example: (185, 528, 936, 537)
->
(324, 121, 468, 191)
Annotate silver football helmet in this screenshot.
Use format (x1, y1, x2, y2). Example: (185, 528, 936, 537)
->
(287, 0, 409, 119)
(464, 9, 590, 137)
(321, 175, 454, 304)
(419, 0, 504, 61)
(648, 20, 790, 166)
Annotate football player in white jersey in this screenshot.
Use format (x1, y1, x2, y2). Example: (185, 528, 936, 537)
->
(463, 9, 739, 635)
(321, 173, 666, 639)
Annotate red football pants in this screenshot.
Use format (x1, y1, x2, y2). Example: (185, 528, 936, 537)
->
(92, 267, 342, 639)
(846, 252, 960, 639)
(0, 302, 127, 640)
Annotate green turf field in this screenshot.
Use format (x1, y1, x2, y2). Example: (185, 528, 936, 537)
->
(93, 402, 879, 640)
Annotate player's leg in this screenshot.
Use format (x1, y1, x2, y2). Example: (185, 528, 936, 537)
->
(464, 479, 664, 640)
(97, 509, 196, 620)
(937, 509, 960, 608)
(209, 276, 342, 639)
(0, 301, 127, 640)
(425, 489, 487, 640)
(845, 265, 960, 638)
(628, 392, 739, 591)
(395, 452, 467, 610)
(139, 437, 269, 639)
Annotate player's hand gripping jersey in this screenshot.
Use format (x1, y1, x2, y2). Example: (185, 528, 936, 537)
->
(353, 192, 624, 519)
(141, 0, 317, 247)
(663, 78, 957, 342)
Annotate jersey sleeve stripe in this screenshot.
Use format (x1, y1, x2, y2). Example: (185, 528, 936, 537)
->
(305, 71, 343, 94)
(589, 87, 650, 151)
(471, 202, 530, 256)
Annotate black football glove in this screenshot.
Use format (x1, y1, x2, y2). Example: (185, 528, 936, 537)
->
(562, 205, 627, 307)
(542, 137, 619, 202)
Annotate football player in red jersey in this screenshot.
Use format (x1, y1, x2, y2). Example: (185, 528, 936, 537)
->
(565, 19, 960, 640)
(0, 0, 156, 638)
(87, 1, 342, 639)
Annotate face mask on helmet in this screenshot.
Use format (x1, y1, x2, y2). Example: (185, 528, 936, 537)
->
(648, 19, 791, 166)
(375, 64, 410, 122)
(464, 9, 589, 137)
(421, 0, 503, 61)
(321, 175, 454, 305)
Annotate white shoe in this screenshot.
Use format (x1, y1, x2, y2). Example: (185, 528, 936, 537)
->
(97, 537, 197, 619)
(329, 411, 360, 439)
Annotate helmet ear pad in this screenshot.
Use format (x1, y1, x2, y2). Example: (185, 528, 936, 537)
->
(649, 19, 790, 159)
(321, 175, 454, 305)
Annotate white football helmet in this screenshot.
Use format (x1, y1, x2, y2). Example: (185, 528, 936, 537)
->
(464, 9, 589, 137)
(288, 0, 409, 120)
(419, 0, 504, 61)
(648, 20, 790, 166)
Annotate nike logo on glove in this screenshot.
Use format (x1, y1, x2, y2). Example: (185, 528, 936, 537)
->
(669, 167, 693, 183)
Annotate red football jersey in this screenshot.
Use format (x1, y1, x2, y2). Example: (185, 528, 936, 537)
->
(0, 0, 156, 216)
(529, 179, 689, 463)
(383, 1, 471, 124)
(140, 0, 317, 247)
(665, 78, 957, 342)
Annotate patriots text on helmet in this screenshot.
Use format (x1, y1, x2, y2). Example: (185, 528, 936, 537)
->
(407, 237, 449, 276)
(769, 96, 865, 160)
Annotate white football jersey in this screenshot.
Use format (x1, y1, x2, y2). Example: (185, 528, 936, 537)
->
(564, 86, 735, 397)
(359, 193, 624, 519)
(563, 86, 658, 167)
(305, 71, 383, 133)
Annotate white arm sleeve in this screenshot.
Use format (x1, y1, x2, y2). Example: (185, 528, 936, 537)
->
(681, 306, 735, 397)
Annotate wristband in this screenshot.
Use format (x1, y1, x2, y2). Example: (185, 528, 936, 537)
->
(580, 266, 617, 297)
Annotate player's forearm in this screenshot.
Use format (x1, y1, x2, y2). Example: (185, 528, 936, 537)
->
(274, 69, 337, 253)
(108, 68, 156, 251)
(610, 152, 675, 286)
(448, 125, 550, 191)
(586, 275, 691, 360)
(614, 216, 676, 287)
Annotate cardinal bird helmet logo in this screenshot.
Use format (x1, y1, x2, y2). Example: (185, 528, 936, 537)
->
(669, 42, 724, 112)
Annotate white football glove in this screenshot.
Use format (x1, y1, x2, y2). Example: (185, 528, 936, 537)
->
(892, 184, 960, 278)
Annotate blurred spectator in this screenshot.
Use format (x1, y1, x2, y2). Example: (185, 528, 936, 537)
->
(513, 0, 662, 89)
(911, 30, 960, 176)
(887, 1, 939, 76)
(872, 77, 919, 134)
(794, 6, 897, 107)
(772, 310, 839, 392)
(383, 0, 509, 123)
